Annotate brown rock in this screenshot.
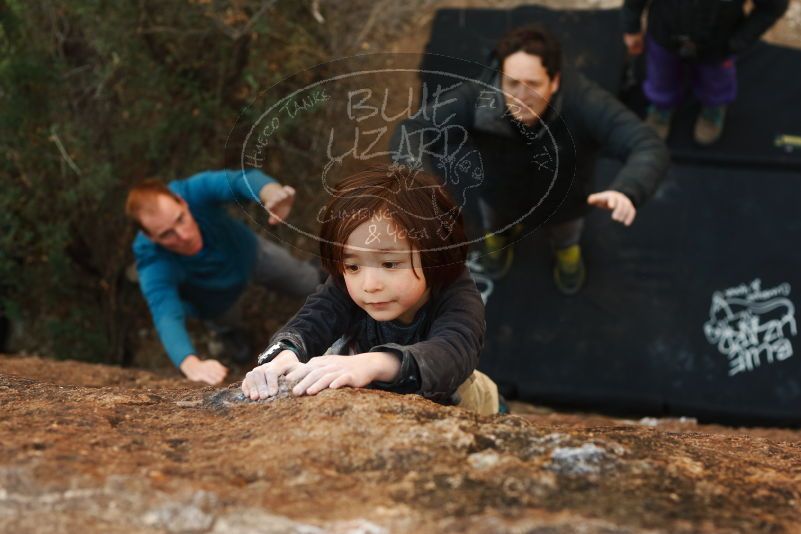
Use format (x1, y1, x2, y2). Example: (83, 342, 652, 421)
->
(1, 355, 800, 533)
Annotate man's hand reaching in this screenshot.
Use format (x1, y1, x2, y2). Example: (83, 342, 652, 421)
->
(587, 191, 637, 226)
(179, 355, 228, 385)
(259, 182, 296, 225)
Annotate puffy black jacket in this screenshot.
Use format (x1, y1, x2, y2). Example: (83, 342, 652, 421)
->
(391, 68, 669, 228)
(622, 0, 789, 60)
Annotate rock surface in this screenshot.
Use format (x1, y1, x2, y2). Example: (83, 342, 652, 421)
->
(1, 355, 800, 533)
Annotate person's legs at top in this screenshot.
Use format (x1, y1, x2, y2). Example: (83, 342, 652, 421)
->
(691, 56, 737, 146)
(643, 34, 687, 140)
(546, 217, 585, 295)
(251, 235, 322, 297)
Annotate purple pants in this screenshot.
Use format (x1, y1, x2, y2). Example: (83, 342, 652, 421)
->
(644, 35, 737, 109)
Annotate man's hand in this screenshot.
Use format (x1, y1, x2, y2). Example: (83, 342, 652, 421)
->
(587, 191, 637, 226)
(624, 32, 644, 56)
(241, 350, 300, 400)
(286, 352, 401, 396)
(259, 182, 296, 225)
(179, 355, 228, 385)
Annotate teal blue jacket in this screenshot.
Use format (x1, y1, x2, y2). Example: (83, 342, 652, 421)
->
(132, 169, 274, 367)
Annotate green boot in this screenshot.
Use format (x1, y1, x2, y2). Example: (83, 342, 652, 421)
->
(476, 232, 515, 280)
(553, 244, 586, 295)
(467, 226, 523, 280)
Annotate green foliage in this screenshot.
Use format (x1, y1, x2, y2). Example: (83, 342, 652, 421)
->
(0, 0, 322, 362)
(0, 0, 422, 364)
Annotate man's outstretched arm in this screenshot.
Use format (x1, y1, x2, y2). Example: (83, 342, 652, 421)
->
(576, 75, 670, 225)
(257, 181, 296, 225)
(136, 246, 228, 385)
(176, 169, 296, 225)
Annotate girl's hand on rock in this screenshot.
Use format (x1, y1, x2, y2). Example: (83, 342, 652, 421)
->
(286, 353, 400, 396)
(241, 350, 300, 400)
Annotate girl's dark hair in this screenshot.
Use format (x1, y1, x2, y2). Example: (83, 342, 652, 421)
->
(319, 164, 467, 294)
(495, 24, 562, 79)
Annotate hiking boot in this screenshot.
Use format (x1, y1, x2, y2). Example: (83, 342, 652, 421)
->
(480, 232, 515, 280)
(467, 224, 526, 280)
(645, 105, 674, 140)
(466, 232, 513, 280)
(553, 244, 586, 295)
(694, 105, 726, 146)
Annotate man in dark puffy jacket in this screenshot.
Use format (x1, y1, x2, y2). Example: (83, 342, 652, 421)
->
(391, 25, 669, 294)
(622, 0, 789, 145)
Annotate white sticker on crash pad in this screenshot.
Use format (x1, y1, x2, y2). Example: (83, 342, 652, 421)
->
(703, 279, 797, 376)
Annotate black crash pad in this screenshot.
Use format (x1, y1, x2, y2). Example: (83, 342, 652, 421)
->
(422, 6, 801, 424)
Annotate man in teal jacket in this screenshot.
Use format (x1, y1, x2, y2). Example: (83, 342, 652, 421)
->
(126, 169, 320, 385)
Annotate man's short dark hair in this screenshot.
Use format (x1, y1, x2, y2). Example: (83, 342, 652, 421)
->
(495, 24, 562, 79)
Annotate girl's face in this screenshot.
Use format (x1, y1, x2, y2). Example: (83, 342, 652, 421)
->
(342, 216, 430, 324)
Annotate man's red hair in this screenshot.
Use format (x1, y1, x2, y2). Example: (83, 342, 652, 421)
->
(125, 179, 181, 223)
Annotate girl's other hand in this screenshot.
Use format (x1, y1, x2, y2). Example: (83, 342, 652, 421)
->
(286, 352, 400, 396)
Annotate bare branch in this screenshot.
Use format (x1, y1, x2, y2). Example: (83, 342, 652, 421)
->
(48, 126, 82, 176)
(211, 0, 278, 41)
(234, 0, 277, 39)
(311, 0, 325, 24)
